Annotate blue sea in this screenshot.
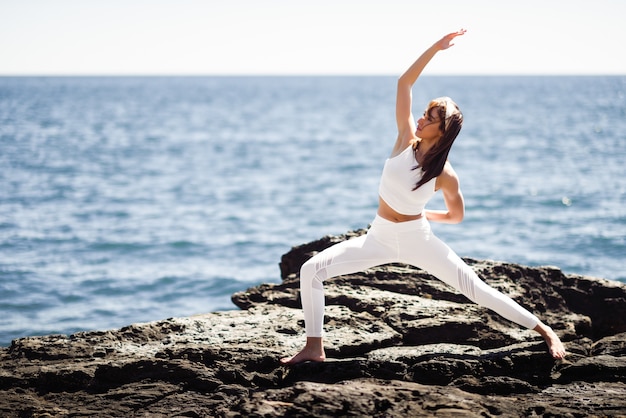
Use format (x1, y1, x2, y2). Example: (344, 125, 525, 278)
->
(1, 76, 625, 346)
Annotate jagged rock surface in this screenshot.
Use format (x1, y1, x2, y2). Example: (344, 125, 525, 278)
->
(1, 229, 626, 417)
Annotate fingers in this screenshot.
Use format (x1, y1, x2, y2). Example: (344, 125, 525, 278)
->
(441, 29, 466, 48)
(448, 28, 467, 38)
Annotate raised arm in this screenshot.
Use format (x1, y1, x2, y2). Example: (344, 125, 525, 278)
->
(395, 29, 466, 150)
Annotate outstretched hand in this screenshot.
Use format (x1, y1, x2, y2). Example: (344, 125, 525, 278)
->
(438, 29, 467, 50)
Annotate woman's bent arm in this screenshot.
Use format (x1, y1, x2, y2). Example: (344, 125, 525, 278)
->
(425, 163, 465, 224)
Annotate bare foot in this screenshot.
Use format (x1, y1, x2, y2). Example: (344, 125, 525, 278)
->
(280, 337, 326, 365)
(280, 349, 325, 365)
(534, 323, 567, 359)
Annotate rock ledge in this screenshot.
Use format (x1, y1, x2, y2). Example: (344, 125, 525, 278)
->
(2, 229, 626, 417)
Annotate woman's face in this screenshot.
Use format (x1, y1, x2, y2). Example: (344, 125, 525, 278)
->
(415, 106, 444, 139)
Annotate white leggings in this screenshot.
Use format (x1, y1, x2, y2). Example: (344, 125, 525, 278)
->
(300, 215, 539, 337)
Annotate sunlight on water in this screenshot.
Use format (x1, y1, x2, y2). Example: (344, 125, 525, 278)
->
(0, 75, 624, 345)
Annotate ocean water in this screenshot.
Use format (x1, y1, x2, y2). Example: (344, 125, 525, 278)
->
(1, 76, 625, 346)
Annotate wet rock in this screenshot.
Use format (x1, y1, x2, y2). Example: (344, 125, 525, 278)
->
(1, 228, 626, 417)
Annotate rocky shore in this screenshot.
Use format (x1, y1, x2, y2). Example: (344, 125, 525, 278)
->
(1, 228, 626, 417)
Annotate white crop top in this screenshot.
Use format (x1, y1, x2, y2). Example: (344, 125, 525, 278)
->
(378, 144, 436, 215)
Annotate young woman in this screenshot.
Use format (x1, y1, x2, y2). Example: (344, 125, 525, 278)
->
(281, 30, 566, 365)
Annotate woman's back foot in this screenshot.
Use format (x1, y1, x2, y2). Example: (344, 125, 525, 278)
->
(534, 323, 567, 360)
(545, 331, 567, 360)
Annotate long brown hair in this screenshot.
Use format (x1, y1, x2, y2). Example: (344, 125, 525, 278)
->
(412, 97, 463, 190)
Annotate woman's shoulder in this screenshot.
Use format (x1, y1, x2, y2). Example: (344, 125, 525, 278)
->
(435, 161, 460, 190)
(442, 160, 458, 177)
(390, 135, 417, 158)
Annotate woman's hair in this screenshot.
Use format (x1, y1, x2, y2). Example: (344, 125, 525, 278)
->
(412, 97, 463, 190)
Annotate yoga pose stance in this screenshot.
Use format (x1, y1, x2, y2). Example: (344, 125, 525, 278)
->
(281, 30, 566, 365)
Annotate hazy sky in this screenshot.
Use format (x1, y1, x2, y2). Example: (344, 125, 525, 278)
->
(2, 0, 625, 75)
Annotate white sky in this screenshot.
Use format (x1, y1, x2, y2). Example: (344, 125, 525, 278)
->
(1, 0, 625, 75)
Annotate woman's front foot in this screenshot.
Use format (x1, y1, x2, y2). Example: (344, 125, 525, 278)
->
(280, 337, 326, 365)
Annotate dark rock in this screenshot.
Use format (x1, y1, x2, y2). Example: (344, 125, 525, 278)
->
(2, 228, 626, 417)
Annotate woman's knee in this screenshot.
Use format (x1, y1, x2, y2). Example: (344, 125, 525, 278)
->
(300, 257, 324, 289)
(300, 258, 315, 280)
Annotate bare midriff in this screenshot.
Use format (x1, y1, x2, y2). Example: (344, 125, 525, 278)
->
(377, 196, 423, 223)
